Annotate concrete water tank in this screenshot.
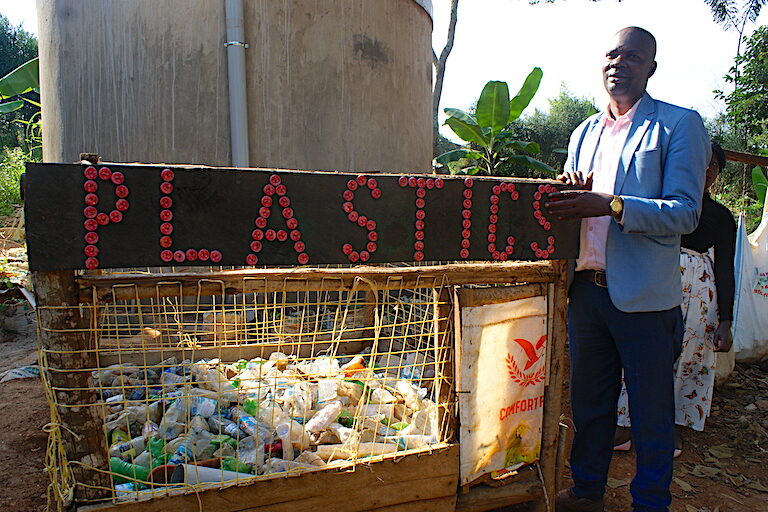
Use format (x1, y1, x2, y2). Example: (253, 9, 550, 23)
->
(37, 0, 433, 172)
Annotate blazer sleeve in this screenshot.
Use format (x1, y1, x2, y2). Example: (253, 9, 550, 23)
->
(563, 118, 590, 176)
(620, 110, 710, 236)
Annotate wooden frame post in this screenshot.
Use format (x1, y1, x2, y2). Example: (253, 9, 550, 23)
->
(532, 259, 569, 511)
(34, 270, 112, 503)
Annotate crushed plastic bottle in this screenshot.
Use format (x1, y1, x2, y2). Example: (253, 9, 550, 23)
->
(304, 400, 343, 433)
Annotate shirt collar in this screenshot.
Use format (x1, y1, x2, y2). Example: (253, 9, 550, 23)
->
(601, 98, 641, 127)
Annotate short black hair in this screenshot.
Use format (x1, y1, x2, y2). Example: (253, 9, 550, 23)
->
(711, 141, 726, 171)
(619, 27, 657, 60)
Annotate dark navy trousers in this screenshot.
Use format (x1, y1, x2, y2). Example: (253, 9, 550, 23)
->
(568, 277, 683, 512)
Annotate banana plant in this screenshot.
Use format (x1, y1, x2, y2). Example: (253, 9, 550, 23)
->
(753, 165, 767, 206)
(435, 67, 556, 176)
(0, 58, 42, 158)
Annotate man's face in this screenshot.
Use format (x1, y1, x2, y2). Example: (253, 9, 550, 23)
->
(602, 30, 657, 105)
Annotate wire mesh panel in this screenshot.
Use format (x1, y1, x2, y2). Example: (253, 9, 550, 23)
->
(38, 271, 456, 506)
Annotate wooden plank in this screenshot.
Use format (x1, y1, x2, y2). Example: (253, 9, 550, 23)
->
(724, 148, 768, 167)
(34, 270, 112, 503)
(24, 163, 580, 271)
(79, 446, 459, 512)
(458, 283, 545, 308)
(94, 340, 365, 368)
(76, 262, 559, 304)
(531, 259, 569, 512)
(435, 287, 457, 443)
(455, 473, 543, 512)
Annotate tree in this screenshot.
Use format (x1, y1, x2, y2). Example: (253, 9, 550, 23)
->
(432, 0, 459, 153)
(705, 0, 765, 73)
(719, 25, 768, 151)
(0, 15, 37, 149)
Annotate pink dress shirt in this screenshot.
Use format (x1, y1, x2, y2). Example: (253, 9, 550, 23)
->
(575, 100, 640, 271)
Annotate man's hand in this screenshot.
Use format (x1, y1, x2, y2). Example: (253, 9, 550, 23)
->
(713, 321, 733, 353)
(545, 189, 614, 220)
(556, 170, 594, 190)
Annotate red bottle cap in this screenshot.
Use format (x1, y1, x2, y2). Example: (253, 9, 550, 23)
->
(111, 171, 125, 185)
(371, 188, 382, 199)
(116, 185, 129, 198)
(173, 250, 185, 263)
(85, 193, 99, 206)
(161, 169, 175, 181)
(84, 206, 98, 218)
(209, 250, 222, 263)
(185, 249, 198, 261)
(261, 196, 273, 207)
(96, 213, 109, 225)
(250, 241, 263, 252)
(98, 167, 112, 180)
(160, 250, 173, 262)
(160, 236, 173, 248)
(116, 199, 130, 211)
(85, 257, 99, 269)
(160, 182, 173, 195)
(246, 254, 258, 265)
(269, 174, 281, 186)
(109, 210, 122, 223)
(83, 166, 98, 180)
(84, 180, 98, 193)
(252, 229, 264, 240)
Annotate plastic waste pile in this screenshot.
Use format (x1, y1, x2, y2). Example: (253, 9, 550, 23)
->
(96, 350, 441, 498)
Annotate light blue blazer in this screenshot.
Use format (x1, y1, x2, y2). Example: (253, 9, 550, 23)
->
(564, 93, 710, 313)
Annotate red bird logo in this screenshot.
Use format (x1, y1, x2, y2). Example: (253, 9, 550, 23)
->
(512, 335, 547, 370)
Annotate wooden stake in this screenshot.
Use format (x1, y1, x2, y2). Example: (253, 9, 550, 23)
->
(34, 270, 112, 503)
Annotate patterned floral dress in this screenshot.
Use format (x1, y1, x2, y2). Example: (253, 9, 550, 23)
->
(617, 192, 736, 432)
(616, 248, 718, 431)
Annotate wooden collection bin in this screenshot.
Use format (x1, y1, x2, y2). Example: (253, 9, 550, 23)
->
(34, 261, 568, 512)
(26, 163, 575, 511)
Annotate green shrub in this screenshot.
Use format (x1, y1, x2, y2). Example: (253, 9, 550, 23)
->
(0, 146, 25, 216)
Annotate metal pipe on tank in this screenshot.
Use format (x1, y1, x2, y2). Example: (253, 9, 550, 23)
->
(225, 0, 250, 167)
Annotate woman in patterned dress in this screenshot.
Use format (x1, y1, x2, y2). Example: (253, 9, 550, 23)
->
(613, 142, 736, 457)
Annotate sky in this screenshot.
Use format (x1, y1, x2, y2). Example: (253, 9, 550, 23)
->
(432, 0, 768, 138)
(2, 0, 767, 139)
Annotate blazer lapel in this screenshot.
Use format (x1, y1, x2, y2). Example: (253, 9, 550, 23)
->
(615, 93, 655, 194)
(577, 118, 603, 177)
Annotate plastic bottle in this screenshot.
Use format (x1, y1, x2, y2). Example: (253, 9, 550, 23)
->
(109, 435, 147, 459)
(236, 436, 265, 468)
(221, 456, 252, 474)
(167, 436, 195, 465)
(132, 449, 152, 468)
(274, 423, 295, 460)
(230, 407, 271, 439)
(207, 416, 246, 440)
(110, 457, 150, 483)
(304, 400, 343, 433)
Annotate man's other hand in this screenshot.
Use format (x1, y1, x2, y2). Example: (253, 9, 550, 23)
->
(556, 170, 593, 189)
(545, 190, 613, 220)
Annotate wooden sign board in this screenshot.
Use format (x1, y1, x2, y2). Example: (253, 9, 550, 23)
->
(24, 163, 580, 271)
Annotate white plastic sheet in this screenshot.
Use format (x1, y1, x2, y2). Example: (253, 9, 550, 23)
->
(459, 295, 547, 485)
(732, 203, 768, 363)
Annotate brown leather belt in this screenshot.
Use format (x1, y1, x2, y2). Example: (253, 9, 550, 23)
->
(576, 269, 608, 288)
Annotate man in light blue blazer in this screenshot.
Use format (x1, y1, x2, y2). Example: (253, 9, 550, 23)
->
(546, 27, 710, 512)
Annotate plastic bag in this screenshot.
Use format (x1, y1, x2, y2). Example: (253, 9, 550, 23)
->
(732, 206, 768, 363)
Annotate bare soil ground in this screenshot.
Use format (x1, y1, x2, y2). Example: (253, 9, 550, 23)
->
(0, 313, 766, 512)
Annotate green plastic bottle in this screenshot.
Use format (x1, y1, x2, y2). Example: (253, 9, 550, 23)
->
(110, 457, 150, 484)
(242, 398, 260, 416)
(221, 456, 252, 474)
